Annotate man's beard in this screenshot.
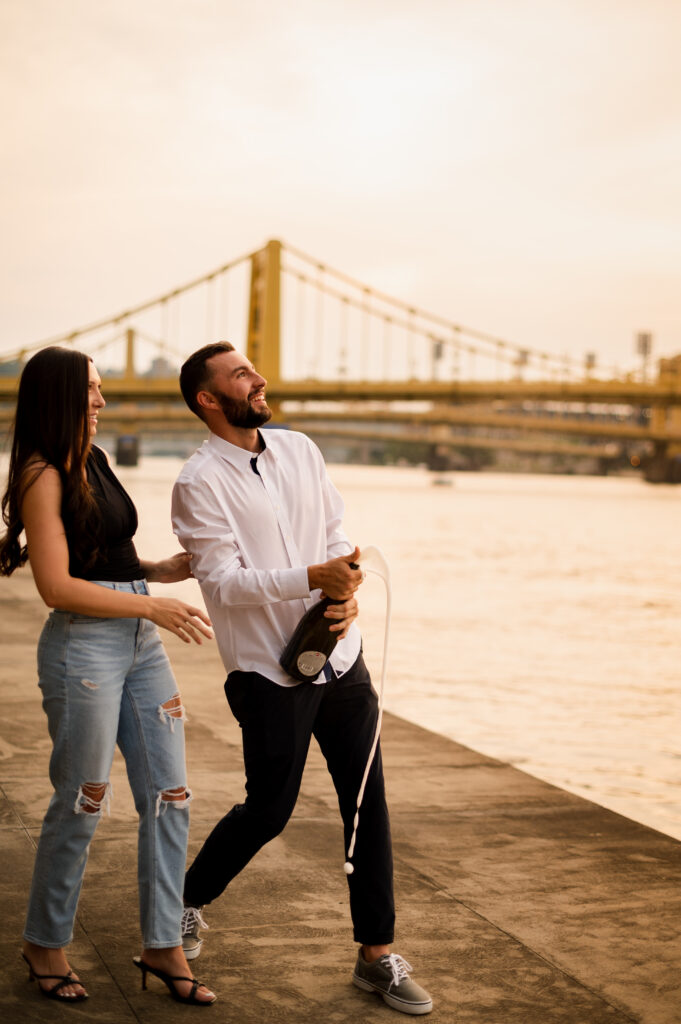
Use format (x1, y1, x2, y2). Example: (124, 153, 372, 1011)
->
(217, 391, 272, 428)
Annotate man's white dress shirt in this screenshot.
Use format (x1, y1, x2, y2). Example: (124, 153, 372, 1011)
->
(171, 430, 361, 687)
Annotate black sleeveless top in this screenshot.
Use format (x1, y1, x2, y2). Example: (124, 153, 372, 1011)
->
(66, 446, 143, 582)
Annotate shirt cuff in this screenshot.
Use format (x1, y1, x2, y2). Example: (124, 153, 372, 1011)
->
(279, 566, 312, 600)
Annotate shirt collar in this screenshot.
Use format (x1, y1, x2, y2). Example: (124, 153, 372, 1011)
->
(207, 430, 270, 470)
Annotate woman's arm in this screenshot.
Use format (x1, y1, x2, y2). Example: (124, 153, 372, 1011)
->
(139, 552, 193, 584)
(21, 467, 212, 644)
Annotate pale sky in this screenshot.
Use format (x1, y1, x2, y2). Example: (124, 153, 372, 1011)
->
(1, 0, 679, 373)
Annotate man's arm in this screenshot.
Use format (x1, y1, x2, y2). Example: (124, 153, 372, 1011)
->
(172, 478, 310, 608)
(302, 437, 360, 564)
(172, 476, 362, 610)
(308, 440, 364, 602)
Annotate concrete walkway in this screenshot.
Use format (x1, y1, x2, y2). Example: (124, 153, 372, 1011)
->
(1, 567, 680, 1023)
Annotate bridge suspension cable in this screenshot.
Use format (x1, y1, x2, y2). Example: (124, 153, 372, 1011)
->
(281, 242, 620, 382)
(0, 247, 255, 367)
(0, 237, 623, 386)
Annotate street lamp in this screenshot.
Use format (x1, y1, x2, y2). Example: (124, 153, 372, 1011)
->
(636, 332, 652, 382)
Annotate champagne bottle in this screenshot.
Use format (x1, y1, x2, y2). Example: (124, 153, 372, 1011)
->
(280, 565, 359, 682)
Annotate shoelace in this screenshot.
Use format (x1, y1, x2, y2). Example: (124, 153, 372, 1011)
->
(381, 954, 412, 989)
(181, 906, 209, 934)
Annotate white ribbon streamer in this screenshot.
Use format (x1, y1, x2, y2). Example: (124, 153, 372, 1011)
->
(344, 544, 391, 874)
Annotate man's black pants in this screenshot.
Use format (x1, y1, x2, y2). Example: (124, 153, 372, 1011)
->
(184, 653, 395, 945)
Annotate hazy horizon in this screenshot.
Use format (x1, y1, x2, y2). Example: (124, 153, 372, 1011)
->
(2, 0, 679, 374)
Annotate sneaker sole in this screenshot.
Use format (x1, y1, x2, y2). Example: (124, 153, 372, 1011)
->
(183, 940, 203, 961)
(353, 974, 433, 1015)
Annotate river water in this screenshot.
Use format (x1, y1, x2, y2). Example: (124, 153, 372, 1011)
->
(107, 456, 680, 843)
(6, 443, 677, 841)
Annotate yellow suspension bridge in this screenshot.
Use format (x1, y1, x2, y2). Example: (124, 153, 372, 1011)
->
(1, 240, 680, 482)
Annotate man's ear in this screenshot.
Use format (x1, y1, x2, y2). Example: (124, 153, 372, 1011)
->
(197, 389, 219, 412)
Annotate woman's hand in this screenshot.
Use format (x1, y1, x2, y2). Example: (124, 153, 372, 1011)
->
(146, 597, 213, 644)
(323, 595, 359, 640)
(143, 552, 193, 584)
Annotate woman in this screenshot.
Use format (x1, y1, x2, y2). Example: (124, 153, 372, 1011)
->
(0, 347, 216, 1005)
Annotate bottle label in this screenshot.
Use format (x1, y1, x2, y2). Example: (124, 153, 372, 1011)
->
(297, 650, 326, 676)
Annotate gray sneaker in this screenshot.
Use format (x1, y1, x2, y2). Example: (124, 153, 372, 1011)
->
(181, 905, 209, 961)
(353, 951, 433, 1015)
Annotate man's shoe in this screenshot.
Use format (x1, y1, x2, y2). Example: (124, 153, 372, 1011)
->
(181, 905, 209, 961)
(353, 951, 433, 1015)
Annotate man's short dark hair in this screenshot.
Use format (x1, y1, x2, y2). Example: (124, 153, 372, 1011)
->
(180, 342, 235, 420)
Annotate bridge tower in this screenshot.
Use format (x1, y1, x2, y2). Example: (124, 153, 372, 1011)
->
(646, 356, 681, 482)
(124, 327, 136, 381)
(246, 239, 282, 415)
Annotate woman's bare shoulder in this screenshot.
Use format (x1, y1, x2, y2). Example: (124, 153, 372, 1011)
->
(20, 459, 61, 499)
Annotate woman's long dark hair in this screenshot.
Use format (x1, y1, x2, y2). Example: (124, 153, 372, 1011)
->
(0, 346, 102, 575)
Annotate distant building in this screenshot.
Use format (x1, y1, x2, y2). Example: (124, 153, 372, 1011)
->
(144, 356, 177, 378)
(0, 359, 23, 377)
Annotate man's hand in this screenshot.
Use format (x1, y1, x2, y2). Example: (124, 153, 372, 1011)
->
(307, 546, 363, 601)
(324, 595, 359, 639)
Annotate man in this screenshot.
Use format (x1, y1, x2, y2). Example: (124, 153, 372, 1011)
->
(171, 342, 432, 1016)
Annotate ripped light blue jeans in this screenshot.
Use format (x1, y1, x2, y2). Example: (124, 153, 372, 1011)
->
(24, 581, 191, 949)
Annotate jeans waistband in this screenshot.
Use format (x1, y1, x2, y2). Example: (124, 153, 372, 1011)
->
(88, 579, 149, 595)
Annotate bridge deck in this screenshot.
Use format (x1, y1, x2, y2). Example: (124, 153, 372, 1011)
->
(2, 375, 681, 404)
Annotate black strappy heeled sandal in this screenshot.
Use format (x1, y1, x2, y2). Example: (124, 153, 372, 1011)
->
(132, 956, 216, 1005)
(22, 951, 88, 1002)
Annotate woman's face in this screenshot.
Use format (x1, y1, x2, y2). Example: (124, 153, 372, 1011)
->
(87, 362, 106, 436)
